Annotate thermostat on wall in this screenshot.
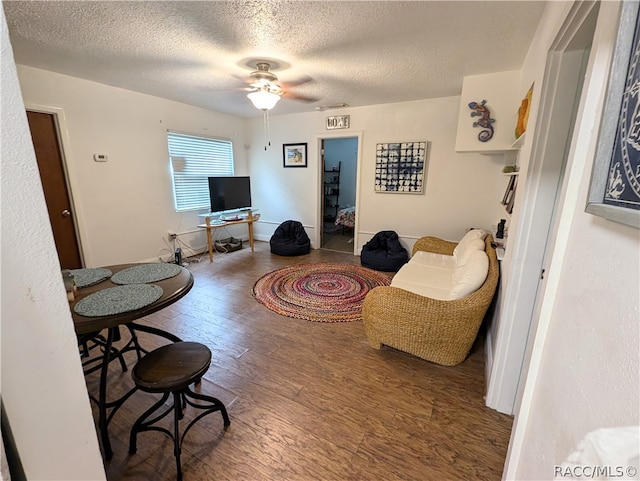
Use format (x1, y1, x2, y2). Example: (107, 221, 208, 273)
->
(93, 154, 108, 162)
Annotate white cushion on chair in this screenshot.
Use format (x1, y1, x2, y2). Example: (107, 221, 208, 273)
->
(391, 261, 453, 299)
(454, 238, 485, 266)
(453, 229, 486, 261)
(409, 250, 457, 270)
(450, 250, 489, 300)
(391, 230, 490, 301)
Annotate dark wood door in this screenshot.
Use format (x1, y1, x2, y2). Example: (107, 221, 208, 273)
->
(27, 111, 82, 269)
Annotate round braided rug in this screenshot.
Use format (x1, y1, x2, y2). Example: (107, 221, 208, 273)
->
(252, 263, 391, 322)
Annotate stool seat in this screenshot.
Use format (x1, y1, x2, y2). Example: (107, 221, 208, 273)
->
(129, 341, 230, 481)
(133, 341, 211, 392)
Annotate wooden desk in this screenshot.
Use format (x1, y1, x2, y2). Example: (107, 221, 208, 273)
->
(71, 263, 193, 459)
(198, 210, 259, 262)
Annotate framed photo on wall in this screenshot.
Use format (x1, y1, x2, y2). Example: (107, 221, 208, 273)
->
(374, 141, 427, 193)
(283, 143, 307, 168)
(585, 1, 640, 228)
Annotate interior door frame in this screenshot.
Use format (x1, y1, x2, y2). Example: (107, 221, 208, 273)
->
(314, 130, 363, 255)
(486, 0, 599, 415)
(26, 103, 87, 267)
(499, 0, 615, 476)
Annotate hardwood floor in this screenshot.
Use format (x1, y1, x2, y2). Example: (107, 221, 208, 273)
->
(86, 241, 513, 481)
(321, 222, 354, 253)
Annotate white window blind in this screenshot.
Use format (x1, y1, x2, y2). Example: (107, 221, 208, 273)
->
(167, 131, 234, 212)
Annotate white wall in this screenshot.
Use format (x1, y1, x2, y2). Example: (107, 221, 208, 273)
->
(16, 67, 505, 261)
(248, 97, 504, 253)
(505, 1, 640, 478)
(1, 8, 106, 480)
(16, 65, 250, 267)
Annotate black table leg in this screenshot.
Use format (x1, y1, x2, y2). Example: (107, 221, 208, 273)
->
(98, 327, 116, 460)
(128, 322, 183, 343)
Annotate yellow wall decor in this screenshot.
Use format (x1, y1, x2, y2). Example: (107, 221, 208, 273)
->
(515, 83, 534, 140)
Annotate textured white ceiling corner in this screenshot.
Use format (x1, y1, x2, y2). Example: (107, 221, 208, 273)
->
(3, 0, 548, 118)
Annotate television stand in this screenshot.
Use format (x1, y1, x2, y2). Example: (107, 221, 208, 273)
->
(198, 210, 259, 262)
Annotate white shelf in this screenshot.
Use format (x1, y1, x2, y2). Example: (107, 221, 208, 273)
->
(511, 132, 526, 149)
(199, 208, 258, 218)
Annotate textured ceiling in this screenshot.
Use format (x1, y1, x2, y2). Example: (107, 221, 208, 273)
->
(3, 1, 548, 118)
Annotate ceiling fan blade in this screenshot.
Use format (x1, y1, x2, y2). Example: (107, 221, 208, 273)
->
(280, 75, 313, 89)
(282, 91, 319, 103)
(230, 60, 317, 103)
(214, 86, 255, 93)
(232, 73, 261, 87)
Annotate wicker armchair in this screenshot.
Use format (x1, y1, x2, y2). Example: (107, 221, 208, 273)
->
(362, 235, 499, 366)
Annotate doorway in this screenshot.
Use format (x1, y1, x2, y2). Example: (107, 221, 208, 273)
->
(486, 1, 599, 413)
(26, 110, 83, 269)
(320, 137, 358, 253)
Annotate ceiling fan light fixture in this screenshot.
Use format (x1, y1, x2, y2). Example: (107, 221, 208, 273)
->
(247, 89, 281, 110)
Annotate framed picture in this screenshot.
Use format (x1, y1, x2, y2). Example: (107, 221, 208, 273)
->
(585, 1, 640, 228)
(374, 141, 427, 193)
(283, 143, 307, 168)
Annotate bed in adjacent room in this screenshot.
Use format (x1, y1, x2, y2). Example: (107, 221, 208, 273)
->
(334, 206, 355, 230)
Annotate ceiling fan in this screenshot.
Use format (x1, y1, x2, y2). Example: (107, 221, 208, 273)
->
(236, 60, 317, 150)
(243, 61, 316, 111)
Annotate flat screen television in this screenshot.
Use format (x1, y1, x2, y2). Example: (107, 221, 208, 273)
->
(208, 176, 252, 213)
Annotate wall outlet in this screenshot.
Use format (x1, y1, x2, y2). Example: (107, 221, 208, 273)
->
(168, 232, 177, 241)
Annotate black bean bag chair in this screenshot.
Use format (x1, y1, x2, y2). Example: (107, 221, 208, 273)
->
(270, 220, 311, 256)
(361, 230, 408, 272)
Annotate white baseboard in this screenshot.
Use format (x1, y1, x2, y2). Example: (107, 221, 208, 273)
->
(485, 329, 494, 396)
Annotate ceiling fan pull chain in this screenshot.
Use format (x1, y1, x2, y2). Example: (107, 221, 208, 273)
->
(263, 110, 268, 150)
(266, 110, 271, 148)
(263, 109, 272, 150)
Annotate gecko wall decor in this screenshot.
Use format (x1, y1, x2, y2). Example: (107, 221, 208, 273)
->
(468, 100, 495, 142)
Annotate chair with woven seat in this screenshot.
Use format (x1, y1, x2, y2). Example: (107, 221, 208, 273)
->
(362, 233, 499, 366)
(129, 341, 230, 481)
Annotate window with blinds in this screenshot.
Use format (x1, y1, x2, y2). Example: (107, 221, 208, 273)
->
(167, 131, 234, 212)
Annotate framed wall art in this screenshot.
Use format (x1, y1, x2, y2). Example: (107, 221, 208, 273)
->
(283, 143, 307, 168)
(585, 1, 640, 228)
(374, 141, 427, 193)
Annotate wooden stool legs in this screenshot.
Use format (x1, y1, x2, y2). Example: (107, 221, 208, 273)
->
(128, 342, 230, 481)
(129, 386, 230, 481)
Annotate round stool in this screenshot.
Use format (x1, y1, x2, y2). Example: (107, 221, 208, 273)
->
(128, 342, 230, 481)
